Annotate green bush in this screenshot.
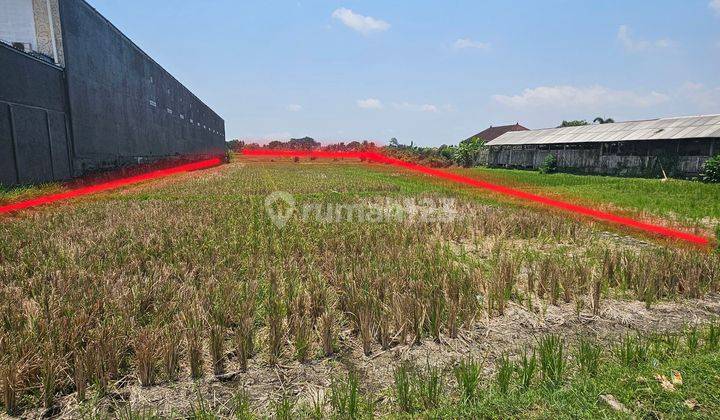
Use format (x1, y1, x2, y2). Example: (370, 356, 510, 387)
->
(538, 154, 558, 174)
(453, 137, 486, 167)
(701, 155, 720, 183)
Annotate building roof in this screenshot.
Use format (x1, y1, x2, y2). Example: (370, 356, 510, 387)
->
(466, 123, 528, 142)
(486, 114, 720, 146)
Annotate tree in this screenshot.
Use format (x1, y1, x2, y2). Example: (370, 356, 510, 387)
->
(539, 154, 558, 174)
(438, 144, 457, 160)
(700, 154, 720, 183)
(453, 137, 485, 167)
(559, 120, 588, 127)
(389, 138, 400, 148)
(593, 117, 615, 124)
(226, 139, 245, 151)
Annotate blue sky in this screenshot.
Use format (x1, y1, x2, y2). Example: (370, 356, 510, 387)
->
(88, 0, 720, 146)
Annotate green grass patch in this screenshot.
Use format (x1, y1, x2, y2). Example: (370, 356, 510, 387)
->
(456, 167, 720, 224)
(0, 183, 63, 205)
(409, 325, 720, 419)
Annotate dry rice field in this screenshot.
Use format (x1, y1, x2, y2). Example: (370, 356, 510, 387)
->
(1, 156, 719, 418)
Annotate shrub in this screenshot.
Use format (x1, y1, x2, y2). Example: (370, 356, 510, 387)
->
(539, 154, 558, 174)
(700, 155, 720, 183)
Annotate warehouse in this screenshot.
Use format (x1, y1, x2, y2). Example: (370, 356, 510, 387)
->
(1, 0, 225, 186)
(486, 115, 720, 177)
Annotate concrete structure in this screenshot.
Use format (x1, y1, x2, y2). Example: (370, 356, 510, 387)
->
(486, 115, 720, 177)
(1, 0, 225, 186)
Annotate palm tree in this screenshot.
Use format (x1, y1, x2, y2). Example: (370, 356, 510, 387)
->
(594, 117, 615, 124)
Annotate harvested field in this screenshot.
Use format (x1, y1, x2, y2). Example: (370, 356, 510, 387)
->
(1, 156, 719, 418)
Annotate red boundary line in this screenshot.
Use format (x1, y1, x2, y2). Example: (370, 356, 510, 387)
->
(0, 157, 223, 214)
(242, 149, 710, 246)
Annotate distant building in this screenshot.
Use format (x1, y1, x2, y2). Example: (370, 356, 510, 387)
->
(486, 115, 720, 177)
(465, 123, 529, 143)
(1, 0, 225, 186)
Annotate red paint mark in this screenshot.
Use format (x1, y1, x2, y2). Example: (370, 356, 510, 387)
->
(242, 149, 710, 246)
(0, 157, 223, 215)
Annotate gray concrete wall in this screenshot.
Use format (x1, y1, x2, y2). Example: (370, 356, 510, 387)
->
(488, 142, 717, 177)
(0, 42, 71, 186)
(58, 0, 225, 175)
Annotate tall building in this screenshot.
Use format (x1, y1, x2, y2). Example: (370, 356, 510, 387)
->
(0, 0, 225, 186)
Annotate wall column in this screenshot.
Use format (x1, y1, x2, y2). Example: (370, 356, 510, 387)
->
(8, 106, 21, 184)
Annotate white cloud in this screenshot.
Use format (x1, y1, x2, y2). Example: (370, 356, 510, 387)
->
(453, 38, 490, 50)
(237, 132, 293, 142)
(357, 98, 383, 109)
(441, 104, 455, 112)
(286, 104, 302, 112)
(419, 104, 438, 112)
(492, 85, 670, 109)
(617, 25, 673, 52)
(332, 8, 390, 35)
(711, 0, 720, 15)
(392, 102, 439, 112)
(678, 82, 720, 109)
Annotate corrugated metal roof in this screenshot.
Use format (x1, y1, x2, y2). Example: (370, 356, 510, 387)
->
(486, 114, 720, 146)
